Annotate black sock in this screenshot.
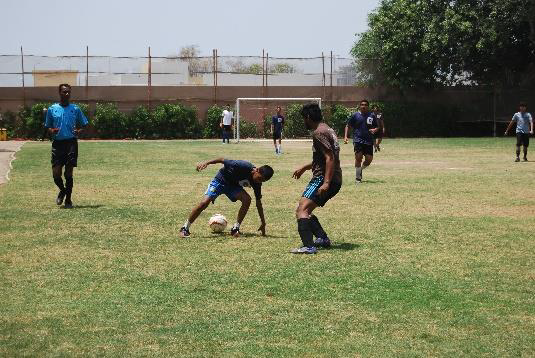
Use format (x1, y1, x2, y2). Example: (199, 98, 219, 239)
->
(309, 215, 328, 239)
(65, 176, 73, 202)
(53, 177, 65, 192)
(297, 218, 314, 247)
(516, 150, 520, 158)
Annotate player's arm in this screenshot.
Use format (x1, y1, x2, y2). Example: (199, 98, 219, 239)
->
(44, 108, 59, 134)
(380, 118, 385, 133)
(504, 118, 516, 135)
(75, 106, 89, 134)
(255, 198, 266, 236)
(196, 157, 224, 171)
(317, 149, 334, 195)
(530, 115, 533, 134)
(292, 162, 313, 179)
(271, 122, 274, 134)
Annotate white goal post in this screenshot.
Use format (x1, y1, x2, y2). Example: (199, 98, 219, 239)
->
(234, 97, 322, 142)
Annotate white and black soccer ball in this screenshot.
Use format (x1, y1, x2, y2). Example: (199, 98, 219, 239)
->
(209, 214, 227, 233)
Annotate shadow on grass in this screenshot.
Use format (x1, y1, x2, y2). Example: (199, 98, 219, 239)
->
(327, 242, 360, 251)
(71, 205, 104, 209)
(362, 178, 385, 184)
(206, 232, 284, 239)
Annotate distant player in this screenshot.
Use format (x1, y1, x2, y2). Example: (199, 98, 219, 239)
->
(220, 105, 233, 144)
(372, 104, 385, 152)
(179, 158, 274, 238)
(291, 103, 342, 254)
(271, 106, 285, 154)
(344, 99, 379, 183)
(505, 101, 533, 162)
(44, 83, 89, 208)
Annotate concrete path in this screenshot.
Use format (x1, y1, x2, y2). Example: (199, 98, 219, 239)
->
(0, 141, 25, 185)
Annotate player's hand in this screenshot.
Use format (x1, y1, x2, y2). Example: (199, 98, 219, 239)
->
(292, 167, 306, 179)
(196, 162, 208, 171)
(317, 182, 330, 196)
(258, 222, 266, 236)
(344, 138, 348, 144)
(219, 123, 223, 128)
(49, 128, 59, 134)
(504, 131, 508, 136)
(370, 128, 378, 134)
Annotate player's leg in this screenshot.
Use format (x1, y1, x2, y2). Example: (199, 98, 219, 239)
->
(523, 134, 529, 161)
(377, 136, 383, 151)
(278, 137, 282, 153)
(309, 214, 330, 248)
(180, 196, 211, 237)
(515, 134, 522, 161)
(52, 164, 66, 205)
(354, 149, 364, 182)
(63, 165, 74, 208)
(273, 136, 278, 154)
(292, 196, 319, 253)
(231, 189, 251, 237)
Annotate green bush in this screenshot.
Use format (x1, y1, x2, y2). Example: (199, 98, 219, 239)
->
(204, 105, 224, 139)
(327, 104, 353, 137)
(239, 119, 258, 138)
(128, 105, 152, 139)
(283, 103, 308, 138)
(152, 104, 200, 139)
(93, 103, 127, 139)
(0, 110, 18, 139)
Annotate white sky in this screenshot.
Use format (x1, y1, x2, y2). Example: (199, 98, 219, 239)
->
(0, 0, 380, 58)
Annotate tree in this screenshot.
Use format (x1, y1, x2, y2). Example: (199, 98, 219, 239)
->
(352, 0, 535, 88)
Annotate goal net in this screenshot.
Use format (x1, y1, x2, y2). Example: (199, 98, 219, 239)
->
(234, 97, 322, 142)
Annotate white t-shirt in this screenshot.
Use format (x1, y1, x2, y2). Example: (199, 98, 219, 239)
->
(222, 110, 233, 126)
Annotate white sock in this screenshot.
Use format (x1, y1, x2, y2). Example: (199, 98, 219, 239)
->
(233, 222, 240, 230)
(184, 220, 191, 230)
(356, 167, 362, 179)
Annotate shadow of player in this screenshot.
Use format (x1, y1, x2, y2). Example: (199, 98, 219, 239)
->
(324, 242, 360, 251)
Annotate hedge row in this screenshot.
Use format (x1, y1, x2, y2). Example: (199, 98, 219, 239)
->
(0, 101, 463, 140)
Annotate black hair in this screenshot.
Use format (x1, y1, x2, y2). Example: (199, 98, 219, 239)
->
(360, 99, 370, 105)
(58, 83, 71, 92)
(300, 103, 323, 123)
(519, 101, 527, 107)
(258, 165, 274, 181)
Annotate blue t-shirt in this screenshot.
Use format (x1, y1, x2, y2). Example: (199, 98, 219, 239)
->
(214, 159, 262, 199)
(346, 111, 378, 145)
(272, 115, 284, 133)
(512, 112, 533, 134)
(44, 103, 89, 140)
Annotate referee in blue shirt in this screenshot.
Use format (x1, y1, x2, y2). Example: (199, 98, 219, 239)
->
(44, 84, 89, 208)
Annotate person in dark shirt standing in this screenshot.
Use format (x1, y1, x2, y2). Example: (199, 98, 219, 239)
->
(271, 106, 285, 154)
(179, 158, 274, 238)
(291, 103, 342, 254)
(44, 83, 89, 208)
(344, 99, 379, 183)
(372, 104, 385, 152)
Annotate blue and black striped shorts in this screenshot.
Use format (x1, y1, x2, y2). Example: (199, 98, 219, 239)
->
(302, 176, 341, 207)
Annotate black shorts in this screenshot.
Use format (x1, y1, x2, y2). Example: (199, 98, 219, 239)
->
(273, 131, 282, 140)
(223, 125, 232, 132)
(516, 133, 530, 147)
(51, 138, 78, 167)
(354, 142, 374, 156)
(302, 176, 342, 207)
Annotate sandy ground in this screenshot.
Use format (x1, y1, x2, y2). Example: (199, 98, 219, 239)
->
(0, 141, 25, 185)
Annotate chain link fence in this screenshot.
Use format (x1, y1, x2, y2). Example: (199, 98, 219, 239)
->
(0, 50, 356, 87)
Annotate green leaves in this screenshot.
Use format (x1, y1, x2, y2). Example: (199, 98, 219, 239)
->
(352, 0, 535, 87)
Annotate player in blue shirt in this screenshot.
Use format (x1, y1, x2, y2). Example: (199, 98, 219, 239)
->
(271, 106, 285, 154)
(179, 158, 274, 238)
(44, 84, 89, 208)
(505, 101, 533, 162)
(344, 99, 379, 183)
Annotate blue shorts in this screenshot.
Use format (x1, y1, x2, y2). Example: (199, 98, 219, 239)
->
(302, 176, 341, 207)
(204, 178, 243, 203)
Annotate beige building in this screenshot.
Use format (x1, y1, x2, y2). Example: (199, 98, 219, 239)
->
(33, 70, 78, 87)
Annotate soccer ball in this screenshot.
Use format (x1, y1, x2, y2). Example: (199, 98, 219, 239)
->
(209, 214, 227, 233)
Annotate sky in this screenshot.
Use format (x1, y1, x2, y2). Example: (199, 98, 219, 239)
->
(1, 0, 380, 58)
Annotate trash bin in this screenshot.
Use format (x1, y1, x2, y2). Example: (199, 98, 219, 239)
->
(0, 128, 7, 141)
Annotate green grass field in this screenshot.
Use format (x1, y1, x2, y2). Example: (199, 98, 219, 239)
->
(1, 138, 534, 357)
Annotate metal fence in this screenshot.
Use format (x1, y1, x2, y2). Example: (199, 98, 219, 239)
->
(0, 47, 356, 88)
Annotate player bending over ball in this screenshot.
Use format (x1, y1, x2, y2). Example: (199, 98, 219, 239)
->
(179, 158, 274, 238)
(291, 103, 342, 254)
(44, 83, 89, 208)
(344, 99, 379, 183)
(505, 101, 533, 162)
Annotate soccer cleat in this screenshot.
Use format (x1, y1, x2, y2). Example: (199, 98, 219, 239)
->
(56, 190, 66, 205)
(179, 226, 190, 238)
(377, 146, 381, 152)
(356, 177, 362, 184)
(290, 246, 317, 254)
(523, 157, 528, 162)
(63, 200, 73, 209)
(515, 157, 520, 162)
(230, 226, 241, 237)
(314, 237, 331, 248)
